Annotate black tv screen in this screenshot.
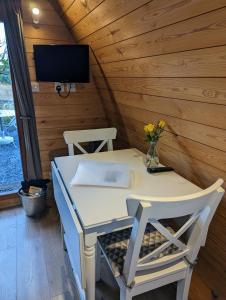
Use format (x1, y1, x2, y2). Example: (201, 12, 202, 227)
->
(33, 44, 89, 83)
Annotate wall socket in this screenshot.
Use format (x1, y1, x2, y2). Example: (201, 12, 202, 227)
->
(31, 81, 40, 92)
(55, 82, 64, 92)
(54, 83, 76, 93)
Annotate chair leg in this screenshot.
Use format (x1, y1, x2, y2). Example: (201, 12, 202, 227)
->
(120, 288, 132, 300)
(176, 267, 193, 300)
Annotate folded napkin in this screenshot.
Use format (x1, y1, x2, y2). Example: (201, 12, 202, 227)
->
(70, 160, 131, 188)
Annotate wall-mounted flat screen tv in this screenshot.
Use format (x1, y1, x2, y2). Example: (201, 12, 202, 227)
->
(33, 44, 89, 83)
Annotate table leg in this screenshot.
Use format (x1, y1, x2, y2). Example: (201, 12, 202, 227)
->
(84, 234, 97, 300)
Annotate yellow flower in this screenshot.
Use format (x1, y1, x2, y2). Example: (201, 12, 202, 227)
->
(158, 120, 166, 128)
(144, 123, 155, 133)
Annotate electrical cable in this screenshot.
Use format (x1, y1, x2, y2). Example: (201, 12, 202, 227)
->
(56, 83, 71, 98)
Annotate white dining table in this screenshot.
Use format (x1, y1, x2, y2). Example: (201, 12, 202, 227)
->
(52, 148, 201, 300)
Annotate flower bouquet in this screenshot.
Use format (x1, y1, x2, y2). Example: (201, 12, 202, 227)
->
(144, 120, 166, 168)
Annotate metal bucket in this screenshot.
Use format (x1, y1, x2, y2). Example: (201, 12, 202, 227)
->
(18, 188, 47, 217)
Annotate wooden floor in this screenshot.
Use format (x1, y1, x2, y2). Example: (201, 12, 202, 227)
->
(0, 203, 212, 300)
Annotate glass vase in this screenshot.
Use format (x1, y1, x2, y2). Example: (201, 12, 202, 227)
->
(146, 142, 159, 169)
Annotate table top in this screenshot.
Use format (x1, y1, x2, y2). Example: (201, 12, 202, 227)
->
(0, 110, 15, 117)
(54, 148, 201, 230)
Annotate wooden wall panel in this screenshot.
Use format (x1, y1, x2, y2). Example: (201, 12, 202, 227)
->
(94, 77, 226, 105)
(22, 0, 106, 178)
(92, 46, 226, 77)
(81, 0, 226, 49)
(63, 0, 104, 28)
(71, 0, 150, 40)
(59, 0, 226, 298)
(94, 7, 226, 64)
(54, 0, 74, 14)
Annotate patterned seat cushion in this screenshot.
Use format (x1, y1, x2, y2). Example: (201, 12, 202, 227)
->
(98, 223, 178, 277)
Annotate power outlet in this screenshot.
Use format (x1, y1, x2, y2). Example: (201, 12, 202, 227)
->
(55, 82, 65, 92)
(31, 81, 40, 92)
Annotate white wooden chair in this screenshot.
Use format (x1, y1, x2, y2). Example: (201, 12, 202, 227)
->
(98, 179, 224, 300)
(63, 128, 117, 156)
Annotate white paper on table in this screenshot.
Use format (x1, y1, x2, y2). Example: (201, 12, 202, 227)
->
(70, 160, 131, 188)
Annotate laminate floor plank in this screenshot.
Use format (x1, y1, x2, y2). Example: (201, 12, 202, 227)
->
(0, 223, 16, 251)
(0, 207, 17, 229)
(0, 248, 17, 300)
(16, 209, 51, 300)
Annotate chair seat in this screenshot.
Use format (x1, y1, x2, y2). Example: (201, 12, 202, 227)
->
(98, 223, 178, 277)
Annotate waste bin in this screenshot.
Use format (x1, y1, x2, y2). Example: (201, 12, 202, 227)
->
(18, 188, 47, 217)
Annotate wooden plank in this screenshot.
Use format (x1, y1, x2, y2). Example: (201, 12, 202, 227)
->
(37, 121, 108, 140)
(94, 77, 226, 105)
(102, 100, 226, 152)
(33, 92, 102, 106)
(208, 214, 226, 245)
(92, 45, 226, 78)
(0, 248, 17, 300)
(196, 256, 226, 298)
(34, 103, 105, 117)
(28, 66, 36, 81)
(26, 52, 34, 67)
(16, 215, 51, 300)
(64, 0, 104, 28)
(39, 138, 67, 151)
(111, 115, 226, 172)
(23, 23, 73, 41)
(81, 0, 226, 49)
(0, 195, 20, 209)
(56, 0, 75, 14)
(41, 161, 51, 174)
(0, 209, 17, 252)
(71, 0, 150, 40)
(94, 7, 226, 63)
(99, 89, 226, 130)
(192, 263, 223, 299)
(36, 116, 106, 129)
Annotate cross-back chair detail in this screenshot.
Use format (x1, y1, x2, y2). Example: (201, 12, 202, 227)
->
(123, 179, 224, 287)
(99, 179, 224, 300)
(63, 128, 117, 156)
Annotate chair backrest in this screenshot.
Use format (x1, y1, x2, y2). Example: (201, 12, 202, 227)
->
(63, 128, 117, 156)
(123, 179, 224, 286)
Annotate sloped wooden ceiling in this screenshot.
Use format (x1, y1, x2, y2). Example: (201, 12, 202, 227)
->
(57, 0, 226, 298)
(21, 0, 107, 178)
